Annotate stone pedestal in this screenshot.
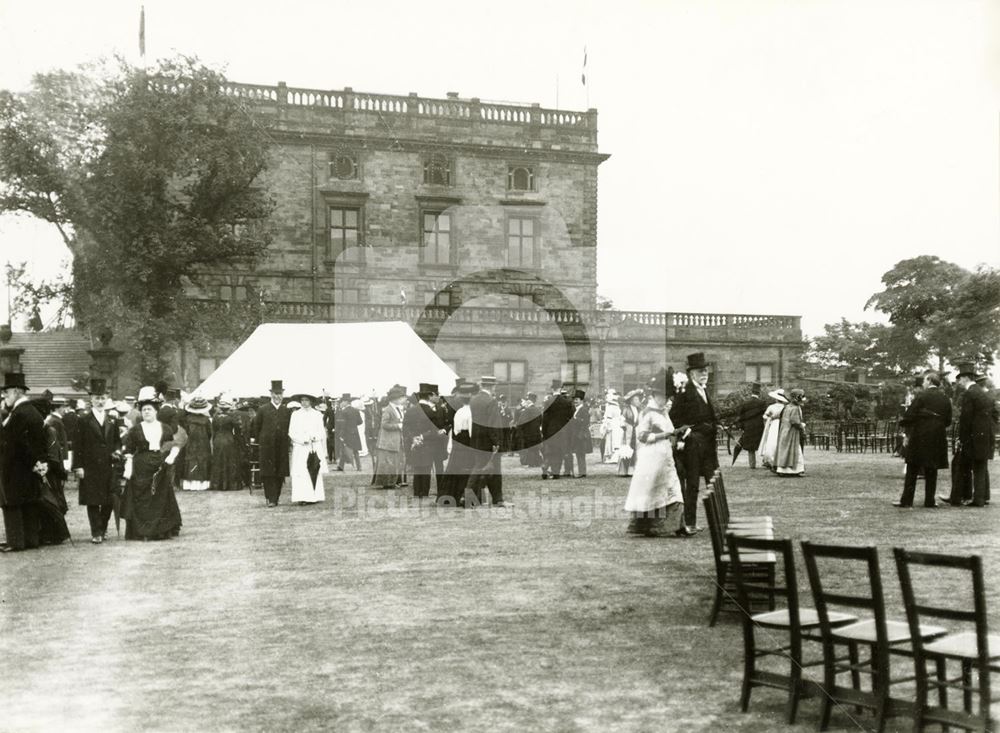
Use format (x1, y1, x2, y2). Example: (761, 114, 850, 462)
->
(88, 348, 123, 396)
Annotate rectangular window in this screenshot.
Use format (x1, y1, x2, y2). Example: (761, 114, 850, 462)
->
(745, 363, 774, 384)
(494, 360, 527, 403)
(421, 211, 452, 265)
(507, 216, 537, 268)
(423, 154, 451, 185)
(507, 166, 534, 191)
(329, 207, 363, 263)
(335, 288, 361, 304)
(199, 357, 223, 381)
(623, 361, 654, 395)
(561, 361, 591, 391)
(430, 290, 453, 307)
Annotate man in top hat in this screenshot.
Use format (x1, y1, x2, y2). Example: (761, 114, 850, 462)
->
(402, 383, 448, 498)
(565, 389, 592, 478)
(466, 376, 507, 506)
(736, 383, 767, 469)
(541, 381, 574, 480)
(73, 377, 121, 543)
(893, 370, 952, 508)
(515, 392, 543, 467)
(335, 393, 363, 472)
(250, 379, 291, 507)
(951, 363, 994, 507)
(669, 352, 719, 533)
(0, 372, 48, 552)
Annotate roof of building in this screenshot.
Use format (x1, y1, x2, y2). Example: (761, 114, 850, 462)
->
(6, 329, 93, 398)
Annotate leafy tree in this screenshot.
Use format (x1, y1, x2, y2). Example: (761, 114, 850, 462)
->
(0, 56, 275, 381)
(806, 318, 926, 377)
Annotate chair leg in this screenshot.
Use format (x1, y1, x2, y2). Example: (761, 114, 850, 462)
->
(962, 660, 972, 713)
(740, 652, 754, 712)
(819, 645, 836, 731)
(708, 570, 725, 627)
(786, 662, 802, 724)
(933, 656, 947, 733)
(848, 642, 863, 713)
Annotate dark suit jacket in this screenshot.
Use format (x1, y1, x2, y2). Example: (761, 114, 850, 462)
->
(959, 383, 995, 460)
(542, 394, 574, 440)
(72, 410, 120, 504)
(0, 399, 47, 506)
(469, 391, 501, 452)
(899, 387, 951, 469)
(737, 395, 767, 450)
(569, 404, 593, 454)
(250, 401, 290, 477)
(335, 406, 363, 451)
(670, 381, 719, 470)
(402, 402, 447, 465)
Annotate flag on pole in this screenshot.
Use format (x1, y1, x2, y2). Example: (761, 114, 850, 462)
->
(139, 5, 146, 58)
(581, 46, 587, 86)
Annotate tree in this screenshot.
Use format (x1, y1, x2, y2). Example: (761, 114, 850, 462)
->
(806, 318, 926, 377)
(0, 56, 275, 381)
(865, 256, 1000, 370)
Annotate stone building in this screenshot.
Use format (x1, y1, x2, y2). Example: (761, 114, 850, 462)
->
(178, 80, 804, 400)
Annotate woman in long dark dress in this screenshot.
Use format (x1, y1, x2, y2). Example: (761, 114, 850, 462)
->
(121, 387, 183, 540)
(210, 399, 244, 491)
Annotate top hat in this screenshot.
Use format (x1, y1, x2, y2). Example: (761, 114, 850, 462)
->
(136, 385, 162, 408)
(87, 378, 107, 395)
(955, 362, 978, 379)
(1, 372, 28, 391)
(418, 383, 439, 395)
(573, 389, 586, 401)
(479, 376, 497, 385)
(751, 382, 762, 393)
(685, 352, 709, 371)
(270, 380, 284, 394)
(549, 378, 562, 391)
(165, 388, 181, 401)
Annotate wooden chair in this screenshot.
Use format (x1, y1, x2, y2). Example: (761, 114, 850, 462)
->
(801, 541, 948, 732)
(893, 549, 1000, 732)
(712, 470, 773, 530)
(703, 490, 776, 626)
(727, 534, 857, 724)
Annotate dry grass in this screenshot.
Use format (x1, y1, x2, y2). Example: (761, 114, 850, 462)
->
(1, 451, 998, 733)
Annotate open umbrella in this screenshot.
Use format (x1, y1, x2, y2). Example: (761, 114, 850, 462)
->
(306, 442, 322, 489)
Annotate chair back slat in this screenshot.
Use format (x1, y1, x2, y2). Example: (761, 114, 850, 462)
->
(702, 490, 725, 563)
(727, 533, 794, 602)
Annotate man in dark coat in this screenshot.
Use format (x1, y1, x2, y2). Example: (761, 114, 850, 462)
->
(893, 371, 952, 508)
(564, 390, 592, 478)
(669, 352, 719, 533)
(402, 384, 448, 498)
(953, 363, 994, 507)
(250, 380, 291, 507)
(467, 376, 506, 505)
(0, 372, 48, 552)
(541, 381, 574, 480)
(736, 383, 767, 469)
(515, 392, 543, 467)
(334, 394, 363, 471)
(73, 378, 121, 542)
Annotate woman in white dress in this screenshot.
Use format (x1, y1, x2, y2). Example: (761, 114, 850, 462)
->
(602, 390, 624, 463)
(352, 398, 369, 457)
(288, 394, 328, 504)
(758, 389, 788, 470)
(623, 368, 686, 537)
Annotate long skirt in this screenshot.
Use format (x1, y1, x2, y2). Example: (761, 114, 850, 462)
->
(122, 453, 182, 540)
(623, 437, 684, 537)
(759, 419, 780, 468)
(290, 445, 326, 503)
(372, 449, 403, 489)
(441, 442, 477, 502)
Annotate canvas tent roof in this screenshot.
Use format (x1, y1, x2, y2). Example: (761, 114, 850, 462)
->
(191, 322, 458, 399)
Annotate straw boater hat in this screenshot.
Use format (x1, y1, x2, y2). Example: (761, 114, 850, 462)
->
(136, 385, 162, 409)
(767, 388, 789, 404)
(623, 388, 644, 402)
(186, 396, 211, 414)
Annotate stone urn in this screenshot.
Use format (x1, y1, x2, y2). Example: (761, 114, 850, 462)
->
(0, 322, 11, 345)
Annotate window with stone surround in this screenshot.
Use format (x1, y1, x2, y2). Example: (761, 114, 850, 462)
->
(329, 206, 364, 263)
(429, 289, 454, 308)
(423, 153, 452, 186)
(561, 361, 591, 392)
(622, 361, 654, 394)
(507, 165, 534, 191)
(745, 363, 774, 384)
(421, 211, 453, 265)
(494, 360, 527, 403)
(328, 151, 358, 180)
(506, 215, 539, 268)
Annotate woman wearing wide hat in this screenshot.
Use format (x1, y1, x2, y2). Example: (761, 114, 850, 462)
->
(120, 386, 183, 540)
(774, 388, 807, 476)
(758, 389, 788, 470)
(210, 397, 244, 491)
(180, 396, 213, 491)
(372, 385, 408, 489)
(617, 388, 644, 477)
(624, 368, 686, 537)
(288, 392, 327, 504)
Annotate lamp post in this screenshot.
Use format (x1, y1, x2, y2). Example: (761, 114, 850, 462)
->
(594, 309, 614, 399)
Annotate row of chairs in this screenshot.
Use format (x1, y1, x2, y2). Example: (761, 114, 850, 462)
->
(725, 538, 998, 730)
(700, 471, 998, 731)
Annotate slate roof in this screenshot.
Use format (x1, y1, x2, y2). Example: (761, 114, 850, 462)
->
(5, 329, 93, 400)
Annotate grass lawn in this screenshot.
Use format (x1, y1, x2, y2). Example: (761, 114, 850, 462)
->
(1, 450, 998, 732)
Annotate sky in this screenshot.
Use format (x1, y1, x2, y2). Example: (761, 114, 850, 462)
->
(0, 0, 998, 337)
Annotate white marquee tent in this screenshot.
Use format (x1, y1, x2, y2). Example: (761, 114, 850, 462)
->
(190, 322, 458, 399)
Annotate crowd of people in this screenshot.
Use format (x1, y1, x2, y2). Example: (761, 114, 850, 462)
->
(1, 351, 995, 552)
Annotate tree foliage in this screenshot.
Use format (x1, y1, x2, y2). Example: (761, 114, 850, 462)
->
(0, 56, 275, 381)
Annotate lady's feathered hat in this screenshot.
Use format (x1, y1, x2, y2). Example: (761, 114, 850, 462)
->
(648, 367, 677, 398)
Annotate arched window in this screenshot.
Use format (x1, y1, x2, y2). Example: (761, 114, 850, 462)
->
(507, 165, 534, 191)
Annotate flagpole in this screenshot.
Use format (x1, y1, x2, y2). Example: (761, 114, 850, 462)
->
(556, 73, 560, 110)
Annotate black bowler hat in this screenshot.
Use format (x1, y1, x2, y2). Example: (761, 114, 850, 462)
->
(88, 378, 107, 395)
(270, 380, 284, 393)
(685, 352, 708, 371)
(550, 378, 562, 391)
(1, 371, 28, 391)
